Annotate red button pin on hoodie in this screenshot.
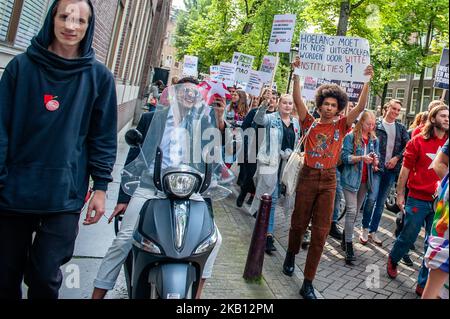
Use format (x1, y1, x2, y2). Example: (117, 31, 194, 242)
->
(44, 94, 60, 111)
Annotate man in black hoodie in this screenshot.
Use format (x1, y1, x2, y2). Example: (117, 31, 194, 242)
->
(0, 0, 117, 299)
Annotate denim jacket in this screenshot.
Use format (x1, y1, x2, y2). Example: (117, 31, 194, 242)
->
(375, 119, 410, 173)
(340, 132, 379, 192)
(254, 104, 301, 166)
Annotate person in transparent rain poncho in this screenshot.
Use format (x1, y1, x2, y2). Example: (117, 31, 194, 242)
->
(92, 78, 235, 299)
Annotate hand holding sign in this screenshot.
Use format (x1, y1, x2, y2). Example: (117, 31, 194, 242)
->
(363, 64, 374, 82)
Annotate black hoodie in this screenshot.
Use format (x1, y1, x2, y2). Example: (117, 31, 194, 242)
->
(0, 0, 117, 214)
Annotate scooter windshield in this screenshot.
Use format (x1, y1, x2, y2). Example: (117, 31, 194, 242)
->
(120, 82, 235, 200)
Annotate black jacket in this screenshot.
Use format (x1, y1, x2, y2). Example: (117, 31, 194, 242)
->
(0, 0, 117, 214)
(375, 119, 410, 173)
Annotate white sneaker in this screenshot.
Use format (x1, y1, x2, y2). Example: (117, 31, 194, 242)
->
(359, 228, 369, 244)
(369, 232, 382, 246)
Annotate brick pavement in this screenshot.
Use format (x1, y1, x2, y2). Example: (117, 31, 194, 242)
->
(216, 186, 424, 299)
(80, 129, 423, 299)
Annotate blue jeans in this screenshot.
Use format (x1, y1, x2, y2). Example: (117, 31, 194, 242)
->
(389, 197, 434, 288)
(333, 169, 343, 223)
(362, 169, 396, 233)
(267, 183, 279, 235)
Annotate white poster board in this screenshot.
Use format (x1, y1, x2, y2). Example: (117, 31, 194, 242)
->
(219, 62, 237, 87)
(295, 33, 370, 82)
(182, 55, 198, 77)
(245, 70, 264, 96)
(268, 14, 297, 53)
(260, 55, 277, 84)
(232, 52, 255, 84)
(210, 65, 221, 81)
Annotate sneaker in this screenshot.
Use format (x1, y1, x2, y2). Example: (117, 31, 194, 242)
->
(387, 256, 398, 279)
(401, 254, 414, 267)
(415, 285, 424, 297)
(359, 228, 369, 245)
(369, 232, 382, 246)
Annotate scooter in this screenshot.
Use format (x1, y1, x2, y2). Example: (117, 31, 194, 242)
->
(115, 129, 218, 299)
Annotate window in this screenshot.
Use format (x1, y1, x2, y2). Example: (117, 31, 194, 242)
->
(398, 74, 407, 81)
(410, 88, 418, 114)
(164, 55, 173, 68)
(14, 0, 49, 49)
(396, 88, 405, 103)
(425, 67, 434, 79)
(414, 67, 434, 80)
(384, 88, 393, 104)
(0, 0, 14, 42)
(434, 88, 444, 101)
(106, 0, 126, 71)
(0, 0, 50, 49)
(422, 88, 431, 110)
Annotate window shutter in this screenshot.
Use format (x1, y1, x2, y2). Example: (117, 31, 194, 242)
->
(0, 0, 15, 42)
(14, 0, 49, 49)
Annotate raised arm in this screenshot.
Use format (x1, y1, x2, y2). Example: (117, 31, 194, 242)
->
(346, 65, 374, 126)
(253, 103, 270, 126)
(292, 56, 308, 122)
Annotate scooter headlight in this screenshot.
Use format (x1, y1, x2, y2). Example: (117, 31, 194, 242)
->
(194, 226, 218, 255)
(164, 173, 199, 198)
(133, 232, 162, 254)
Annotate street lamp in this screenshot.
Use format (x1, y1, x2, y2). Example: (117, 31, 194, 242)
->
(286, 46, 299, 94)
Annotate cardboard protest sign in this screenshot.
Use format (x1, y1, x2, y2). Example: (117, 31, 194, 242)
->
(245, 70, 264, 96)
(210, 65, 221, 81)
(301, 77, 364, 102)
(182, 55, 198, 77)
(219, 62, 237, 87)
(268, 14, 296, 53)
(302, 76, 317, 101)
(295, 33, 370, 82)
(232, 52, 255, 84)
(434, 48, 449, 90)
(260, 55, 277, 84)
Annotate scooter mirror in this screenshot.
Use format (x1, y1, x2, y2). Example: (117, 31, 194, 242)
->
(125, 129, 143, 148)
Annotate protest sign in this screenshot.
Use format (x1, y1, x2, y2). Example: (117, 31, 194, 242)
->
(260, 55, 277, 84)
(210, 65, 221, 81)
(182, 55, 198, 77)
(232, 52, 255, 84)
(219, 62, 237, 87)
(295, 33, 370, 82)
(245, 70, 264, 96)
(434, 48, 449, 90)
(302, 76, 317, 101)
(268, 14, 296, 53)
(301, 77, 364, 102)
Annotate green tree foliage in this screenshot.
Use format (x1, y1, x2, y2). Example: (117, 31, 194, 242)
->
(175, 0, 449, 103)
(175, 0, 307, 93)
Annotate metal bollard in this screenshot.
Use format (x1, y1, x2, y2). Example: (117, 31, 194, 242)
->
(243, 194, 272, 281)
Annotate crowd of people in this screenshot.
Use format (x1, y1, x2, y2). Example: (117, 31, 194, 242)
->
(0, 0, 447, 301)
(143, 57, 448, 299)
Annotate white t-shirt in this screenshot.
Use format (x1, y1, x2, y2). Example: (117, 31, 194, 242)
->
(382, 119, 396, 163)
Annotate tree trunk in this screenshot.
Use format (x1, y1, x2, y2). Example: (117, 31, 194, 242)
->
(381, 82, 389, 107)
(415, 68, 426, 112)
(336, 1, 350, 36)
(416, 20, 434, 112)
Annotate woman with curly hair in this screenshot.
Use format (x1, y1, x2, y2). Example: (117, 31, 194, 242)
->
(282, 56, 374, 299)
